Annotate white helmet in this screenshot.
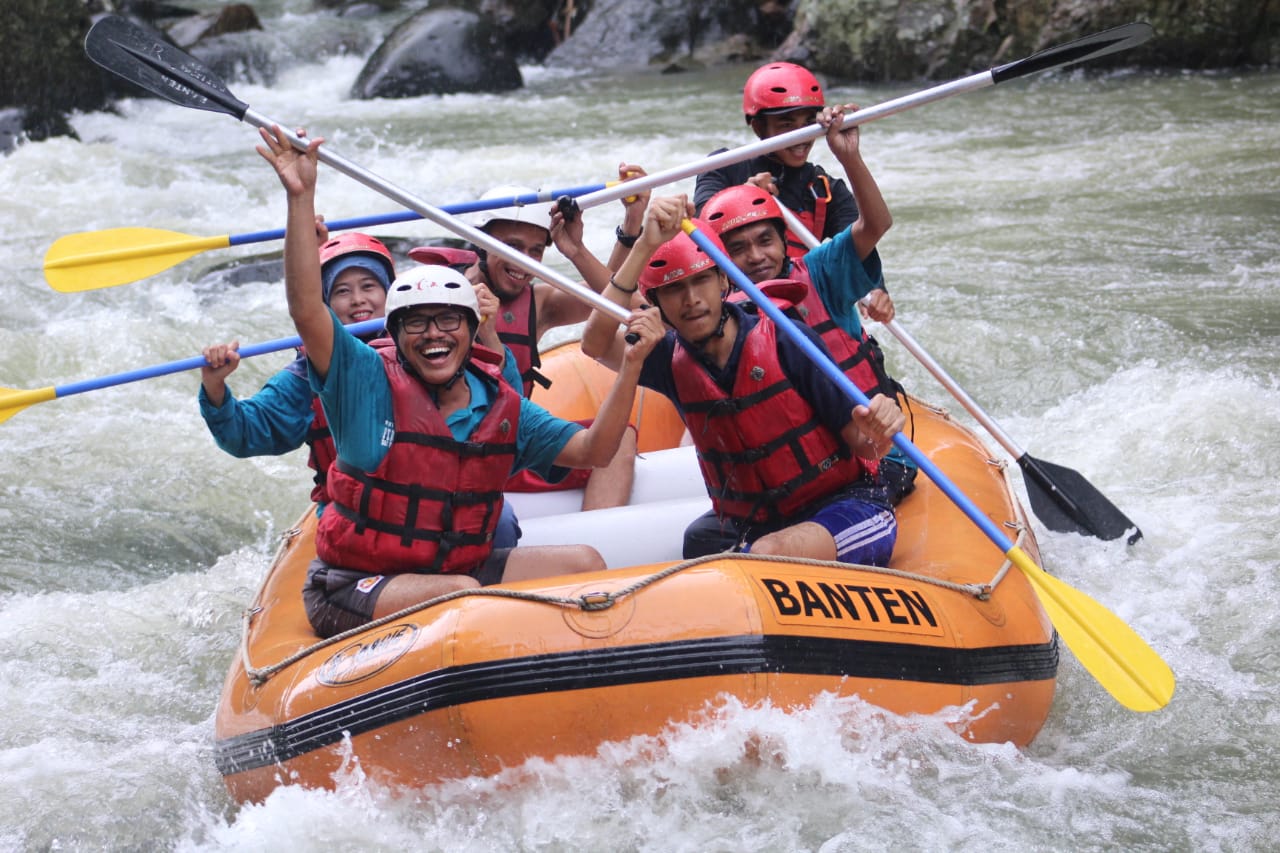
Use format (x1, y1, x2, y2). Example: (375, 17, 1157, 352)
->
(385, 265, 480, 330)
(469, 185, 553, 245)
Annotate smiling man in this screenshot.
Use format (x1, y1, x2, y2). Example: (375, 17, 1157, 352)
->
(466, 182, 644, 513)
(256, 125, 659, 639)
(582, 196, 905, 566)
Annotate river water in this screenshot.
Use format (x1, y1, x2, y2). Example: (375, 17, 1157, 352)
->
(1, 12, 1277, 850)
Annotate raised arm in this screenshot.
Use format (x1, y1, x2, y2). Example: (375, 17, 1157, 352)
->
(580, 195, 690, 368)
(555, 308, 665, 469)
(604, 163, 651, 270)
(256, 125, 331, 377)
(821, 104, 893, 261)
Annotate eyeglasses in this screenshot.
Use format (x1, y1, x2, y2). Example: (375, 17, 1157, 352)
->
(400, 310, 466, 334)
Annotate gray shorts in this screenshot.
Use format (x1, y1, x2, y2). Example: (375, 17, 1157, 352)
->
(302, 549, 512, 638)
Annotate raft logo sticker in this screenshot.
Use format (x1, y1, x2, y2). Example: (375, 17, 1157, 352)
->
(317, 623, 419, 686)
(758, 577, 943, 636)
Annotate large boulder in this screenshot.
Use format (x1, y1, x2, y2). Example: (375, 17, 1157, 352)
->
(351, 6, 522, 99)
(778, 0, 1280, 80)
(476, 0, 562, 61)
(164, 2, 261, 47)
(546, 0, 773, 71)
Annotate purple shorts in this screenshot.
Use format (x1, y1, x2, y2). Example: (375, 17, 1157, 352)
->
(743, 495, 897, 567)
(807, 497, 897, 566)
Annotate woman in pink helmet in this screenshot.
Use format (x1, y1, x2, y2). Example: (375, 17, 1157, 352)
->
(198, 229, 396, 509)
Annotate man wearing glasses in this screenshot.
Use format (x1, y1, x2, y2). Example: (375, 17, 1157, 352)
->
(257, 125, 658, 638)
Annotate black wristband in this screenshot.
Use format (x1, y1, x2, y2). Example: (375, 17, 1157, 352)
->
(609, 275, 638, 294)
(615, 225, 642, 249)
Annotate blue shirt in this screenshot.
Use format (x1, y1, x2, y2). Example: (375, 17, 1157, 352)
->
(790, 228, 885, 340)
(638, 302, 856, 437)
(309, 311, 582, 479)
(198, 355, 313, 458)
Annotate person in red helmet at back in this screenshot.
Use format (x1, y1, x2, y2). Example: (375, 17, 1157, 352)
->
(694, 62, 862, 258)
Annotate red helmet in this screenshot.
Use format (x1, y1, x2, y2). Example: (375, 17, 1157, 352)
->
(638, 221, 726, 297)
(702, 185, 784, 236)
(742, 62, 824, 124)
(318, 232, 395, 279)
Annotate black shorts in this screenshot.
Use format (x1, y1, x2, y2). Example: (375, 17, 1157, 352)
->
(302, 549, 513, 638)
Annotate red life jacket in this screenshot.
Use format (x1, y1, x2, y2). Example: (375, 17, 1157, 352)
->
(317, 341, 520, 575)
(782, 174, 830, 260)
(673, 310, 868, 525)
(300, 337, 393, 506)
(305, 397, 335, 505)
(494, 285, 550, 396)
(730, 272, 898, 402)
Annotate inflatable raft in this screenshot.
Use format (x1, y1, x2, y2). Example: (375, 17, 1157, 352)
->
(213, 344, 1058, 803)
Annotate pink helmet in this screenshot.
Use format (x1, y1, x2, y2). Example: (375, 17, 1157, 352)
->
(318, 232, 394, 275)
(638, 221, 726, 298)
(742, 62, 824, 124)
(318, 232, 395, 303)
(702, 184, 784, 236)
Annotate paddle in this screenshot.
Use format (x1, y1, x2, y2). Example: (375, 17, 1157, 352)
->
(43, 183, 617, 294)
(80, 15, 1173, 709)
(774, 205, 1142, 544)
(681, 219, 1173, 712)
(572, 22, 1153, 211)
(0, 319, 383, 425)
(82, 15, 632, 331)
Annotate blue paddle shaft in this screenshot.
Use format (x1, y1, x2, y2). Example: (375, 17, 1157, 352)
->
(54, 318, 384, 399)
(229, 184, 608, 247)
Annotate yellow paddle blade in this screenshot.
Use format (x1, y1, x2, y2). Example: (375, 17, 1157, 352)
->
(43, 227, 231, 292)
(1008, 547, 1175, 712)
(0, 386, 57, 424)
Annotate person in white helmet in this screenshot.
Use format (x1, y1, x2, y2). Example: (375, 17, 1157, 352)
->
(466, 172, 648, 512)
(257, 125, 660, 638)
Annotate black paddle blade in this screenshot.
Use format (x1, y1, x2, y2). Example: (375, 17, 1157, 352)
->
(1018, 454, 1142, 544)
(84, 15, 248, 119)
(992, 22, 1154, 84)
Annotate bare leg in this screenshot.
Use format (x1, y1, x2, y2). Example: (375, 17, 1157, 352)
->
(373, 573, 479, 619)
(749, 521, 837, 562)
(502, 544, 606, 582)
(581, 425, 637, 511)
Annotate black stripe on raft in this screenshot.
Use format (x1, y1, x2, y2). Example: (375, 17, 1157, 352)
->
(215, 632, 1058, 775)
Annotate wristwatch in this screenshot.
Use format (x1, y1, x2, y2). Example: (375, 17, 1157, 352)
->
(615, 225, 642, 249)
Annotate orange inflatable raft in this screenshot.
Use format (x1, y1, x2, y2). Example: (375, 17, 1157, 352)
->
(213, 346, 1057, 804)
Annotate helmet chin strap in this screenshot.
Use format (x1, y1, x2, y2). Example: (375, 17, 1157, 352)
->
(684, 293, 731, 350)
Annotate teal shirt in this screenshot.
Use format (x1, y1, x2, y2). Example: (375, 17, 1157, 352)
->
(308, 311, 582, 479)
(197, 356, 313, 458)
(790, 230, 915, 473)
(790, 228, 885, 341)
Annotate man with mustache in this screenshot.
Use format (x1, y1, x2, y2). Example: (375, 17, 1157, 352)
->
(257, 126, 658, 638)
